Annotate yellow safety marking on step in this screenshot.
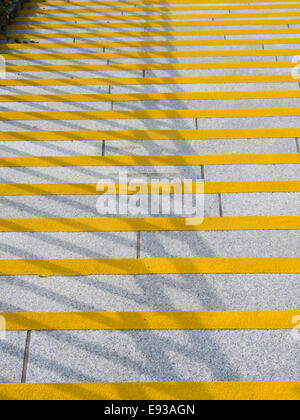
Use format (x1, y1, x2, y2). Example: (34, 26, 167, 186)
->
(0, 258, 298, 276)
(1, 90, 299, 102)
(0, 381, 298, 401)
(4, 62, 294, 73)
(19, 3, 300, 12)
(16, 12, 300, 23)
(0, 216, 299, 232)
(2, 50, 299, 61)
(24, 0, 300, 5)
(13, 12, 300, 22)
(0, 108, 299, 121)
(9, 18, 300, 29)
(0, 128, 298, 141)
(0, 75, 297, 87)
(0, 181, 298, 196)
(6, 28, 300, 39)
(3, 37, 300, 49)
(1, 310, 298, 331)
(0, 154, 298, 167)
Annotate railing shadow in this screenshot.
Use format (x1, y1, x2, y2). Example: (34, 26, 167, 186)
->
(0, 0, 265, 400)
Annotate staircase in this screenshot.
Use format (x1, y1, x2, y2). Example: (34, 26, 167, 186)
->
(0, 0, 299, 400)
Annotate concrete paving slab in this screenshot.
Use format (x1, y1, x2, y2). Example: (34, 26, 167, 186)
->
(104, 138, 298, 156)
(144, 67, 292, 77)
(227, 34, 300, 39)
(204, 164, 300, 182)
(0, 231, 137, 259)
(0, 164, 203, 184)
(26, 329, 299, 383)
(230, 8, 300, 13)
(113, 98, 300, 111)
(0, 273, 298, 313)
(0, 331, 27, 383)
(214, 16, 297, 22)
(111, 82, 298, 94)
(105, 45, 263, 52)
(2, 163, 296, 184)
(0, 85, 110, 96)
(140, 230, 299, 258)
(0, 118, 197, 133)
(4, 38, 75, 44)
(221, 192, 300, 216)
(123, 11, 230, 16)
(75, 35, 226, 42)
(0, 194, 219, 218)
(6, 28, 145, 35)
(0, 140, 104, 157)
(0, 47, 104, 54)
(141, 25, 290, 31)
(21, 12, 124, 18)
(195, 116, 300, 130)
(6, 70, 144, 80)
(109, 55, 277, 64)
(0, 102, 111, 112)
(107, 18, 214, 23)
(264, 43, 300, 50)
(277, 55, 300, 61)
(4, 59, 108, 66)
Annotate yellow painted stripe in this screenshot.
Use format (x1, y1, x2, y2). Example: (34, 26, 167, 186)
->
(1, 310, 298, 331)
(19, 3, 300, 11)
(0, 75, 297, 86)
(0, 181, 298, 196)
(0, 154, 298, 167)
(14, 12, 300, 22)
(16, 12, 300, 21)
(0, 75, 297, 88)
(10, 18, 300, 29)
(7, 28, 300, 39)
(3, 37, 300, 49)
(0, 108, 299, 121)
(0, 381, 298, 401)
(0, 128, 298, 141)
(2, 50, 299, 61)
(0, 216, 299, 233)
(0, 75, 296, 87)
(2, 90, 300, 103)
(4, 38, 300, 50)
(24, 0, 300, 5)
(5, 62, 294, 73)
(0, 258, 298, 276)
